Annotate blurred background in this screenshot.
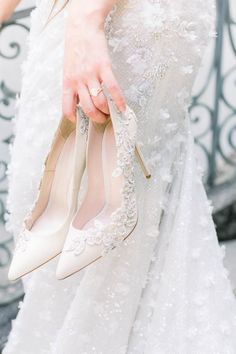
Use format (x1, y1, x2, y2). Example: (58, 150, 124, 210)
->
(0, 0, 236, 351)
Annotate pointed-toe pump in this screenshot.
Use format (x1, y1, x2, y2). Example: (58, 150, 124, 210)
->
(56, 86, 151, 280)
(8, 112, 88, 281)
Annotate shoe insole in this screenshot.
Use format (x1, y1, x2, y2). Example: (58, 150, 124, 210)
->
(83, 120, 124, 231)
(72, 121, 107, 229)
(32, 131, 76, 235)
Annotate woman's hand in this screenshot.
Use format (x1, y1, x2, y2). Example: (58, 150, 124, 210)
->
(0, 0, 21, 23)
(62, 0, 126, 123)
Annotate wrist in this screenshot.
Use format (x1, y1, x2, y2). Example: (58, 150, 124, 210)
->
(68, 4, 107, 31)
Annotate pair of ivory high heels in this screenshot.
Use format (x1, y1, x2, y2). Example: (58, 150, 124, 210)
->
(8, 87, 151, 281)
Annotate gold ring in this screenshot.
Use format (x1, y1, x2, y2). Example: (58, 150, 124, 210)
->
(89, 87, 103, 97)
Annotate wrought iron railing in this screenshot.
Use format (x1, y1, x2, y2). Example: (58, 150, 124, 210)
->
(191, 0, 236, 210)
(0, 8, 33, 349)
(0, 7, 33, 317)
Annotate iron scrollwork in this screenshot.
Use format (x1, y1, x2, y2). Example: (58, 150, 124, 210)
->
(190, 0, 236, 190)
(0, 8, 33, 307)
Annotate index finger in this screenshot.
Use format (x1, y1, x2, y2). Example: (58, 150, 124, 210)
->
(100, 68, 126, 112)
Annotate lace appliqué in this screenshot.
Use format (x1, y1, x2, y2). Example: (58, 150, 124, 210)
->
(65, 105, 138, 256)
(15, 228, 31, 253)
(77, 105, 89, 136)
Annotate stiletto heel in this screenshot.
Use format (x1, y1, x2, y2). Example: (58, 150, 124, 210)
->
(135, 144, 151, 179)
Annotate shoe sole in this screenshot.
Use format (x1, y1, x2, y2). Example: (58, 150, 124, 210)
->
(9, 251, 62, 282)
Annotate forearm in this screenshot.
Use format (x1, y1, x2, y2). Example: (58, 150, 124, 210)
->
(0, 0, 21, 22)
(68, 0, 118, 29)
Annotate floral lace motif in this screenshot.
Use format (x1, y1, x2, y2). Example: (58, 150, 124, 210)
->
(77, 105, 89, 136)
(15, 228, 31, 253)
(14, 191, 40, 253)
(65, 104, 138, 256)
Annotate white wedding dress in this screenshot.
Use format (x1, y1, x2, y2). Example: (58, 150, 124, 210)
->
(3, 0, 236, 353)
